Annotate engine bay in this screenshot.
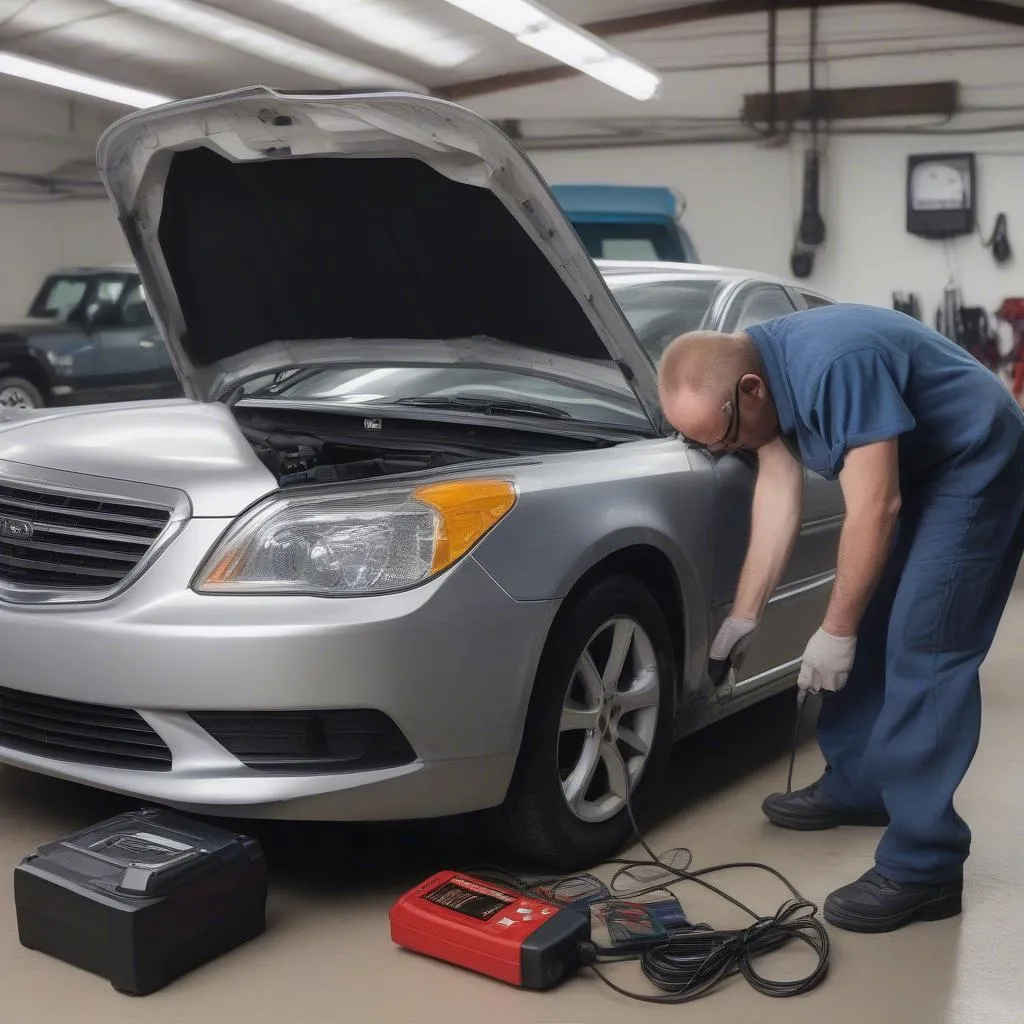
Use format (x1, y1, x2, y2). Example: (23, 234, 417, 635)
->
(246, 430, 470, 487)
(234, 403, 614, 487)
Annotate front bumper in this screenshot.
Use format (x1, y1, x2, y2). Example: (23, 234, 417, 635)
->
(0, 518, 558, 820)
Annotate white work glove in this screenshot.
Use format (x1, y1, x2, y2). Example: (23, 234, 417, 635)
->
(798, 628, 858, 694)
(709, 616, 758, 668)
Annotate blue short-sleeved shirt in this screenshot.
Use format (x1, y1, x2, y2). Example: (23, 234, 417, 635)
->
(745, 304, 1024, 494)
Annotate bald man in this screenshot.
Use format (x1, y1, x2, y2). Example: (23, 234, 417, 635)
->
(658, 303, 1024, 933)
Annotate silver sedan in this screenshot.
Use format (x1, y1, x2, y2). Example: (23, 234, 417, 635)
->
(0, 89, 841, 869)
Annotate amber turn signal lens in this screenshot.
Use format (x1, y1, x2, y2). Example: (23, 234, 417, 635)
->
(413, 479, 517, 574)
(204, 547, 245, 585)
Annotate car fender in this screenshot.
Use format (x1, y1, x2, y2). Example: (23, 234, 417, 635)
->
(471, 454, 717, 766)
(0, 336, 55, 389)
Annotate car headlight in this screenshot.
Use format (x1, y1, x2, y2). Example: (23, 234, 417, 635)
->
(194, 479, 517, 596)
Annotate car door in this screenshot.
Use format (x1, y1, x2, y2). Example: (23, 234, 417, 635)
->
(91, 277, 172, 401)
(706, 282, 843, 693)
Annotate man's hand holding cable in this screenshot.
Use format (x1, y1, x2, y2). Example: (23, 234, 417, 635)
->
(708, 616, 758, 684)
(797, 629, 857, 694)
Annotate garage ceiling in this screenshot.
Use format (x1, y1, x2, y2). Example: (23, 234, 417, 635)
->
(1, 0, 1023, 193)
(0, 0, 1023, 107)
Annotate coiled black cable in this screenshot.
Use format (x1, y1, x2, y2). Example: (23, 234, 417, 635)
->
(581, 896, 829, 1003)
(462, 693, 829, 1003)
(580, 693, 829, 1003)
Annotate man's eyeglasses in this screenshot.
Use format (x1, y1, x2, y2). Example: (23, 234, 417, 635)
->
(706, 380, 742, 455)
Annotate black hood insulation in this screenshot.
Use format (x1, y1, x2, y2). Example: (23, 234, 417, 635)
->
(157, 146, 610, 370)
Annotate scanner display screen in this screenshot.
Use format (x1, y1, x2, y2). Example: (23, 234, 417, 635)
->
(422, 878, 514, 921)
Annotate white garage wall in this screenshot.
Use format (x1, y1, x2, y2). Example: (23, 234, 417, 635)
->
(1, 3, 1021, 336)
(471, 6, 1024, 343)
(0, 198, 130, 320)
(529, 131, 1024, 330)
(0, 84, 130, 319)
(4, 129, 1017, 335)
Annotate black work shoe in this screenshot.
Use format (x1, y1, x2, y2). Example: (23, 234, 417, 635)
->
(824, 869, 963, 933)
(762, 778, 890, 831)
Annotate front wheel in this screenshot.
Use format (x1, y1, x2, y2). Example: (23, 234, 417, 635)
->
(0, 377, 44, 409)
(493, 574, 676, 870)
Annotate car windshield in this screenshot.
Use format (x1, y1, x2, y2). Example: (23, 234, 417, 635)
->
(607, 274, 723, 364)
(242, 365, 651, 431)
(574, 222, 684, 262)
(28, 273, 136, 322)
(239, 273, 725, 429)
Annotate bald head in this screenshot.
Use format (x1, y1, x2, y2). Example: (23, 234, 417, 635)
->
(658, 330, 779, 451)
(658, 330, 759, 407)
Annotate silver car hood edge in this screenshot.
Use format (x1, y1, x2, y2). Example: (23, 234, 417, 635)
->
(95, 87, 662, 428)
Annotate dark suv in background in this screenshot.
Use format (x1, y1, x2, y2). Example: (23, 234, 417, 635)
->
(0, 265, 181, 408)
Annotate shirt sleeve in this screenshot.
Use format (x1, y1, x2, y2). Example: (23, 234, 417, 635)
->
(813, 348, 916, 475)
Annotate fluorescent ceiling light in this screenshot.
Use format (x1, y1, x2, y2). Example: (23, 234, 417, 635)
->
(104, 0, 423, 89)
(441, 0, 661, 100)
(278, 1, 475, 69)
(0, 51, 173, 107)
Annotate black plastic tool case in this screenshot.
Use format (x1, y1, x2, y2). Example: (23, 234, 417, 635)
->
(14, 807, 267, 995)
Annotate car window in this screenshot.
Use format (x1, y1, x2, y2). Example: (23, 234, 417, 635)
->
(603, 236, 660, 260)
(606, 275, 722, 364)
(676, 224, 700, 263)
(121, 282, 154, 327)
(573, 222, 683, 262)
(31, 277, 89, 320)
(729, 285, 797, 330)
(96, 279, 126, 305)
(800, 291, 832, 309)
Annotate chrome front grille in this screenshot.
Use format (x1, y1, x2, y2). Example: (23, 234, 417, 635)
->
(0, 481, 172, 590)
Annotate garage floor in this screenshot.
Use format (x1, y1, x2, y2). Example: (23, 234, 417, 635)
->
(3, 584, 1024, 1024)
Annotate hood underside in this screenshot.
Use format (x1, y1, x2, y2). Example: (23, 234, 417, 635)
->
(96, 88, 660, 426)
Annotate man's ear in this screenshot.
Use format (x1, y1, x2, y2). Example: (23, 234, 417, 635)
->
(738, 373, 763, 397)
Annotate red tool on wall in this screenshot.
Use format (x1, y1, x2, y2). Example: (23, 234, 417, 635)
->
(997, 299, 1024, 406)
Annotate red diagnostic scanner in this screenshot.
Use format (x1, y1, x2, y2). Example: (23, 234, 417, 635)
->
(389, 870, 590, 989)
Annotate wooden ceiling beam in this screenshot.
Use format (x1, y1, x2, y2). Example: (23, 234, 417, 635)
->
(913, 0, 1024, 27)
(435, 0, 864, 100)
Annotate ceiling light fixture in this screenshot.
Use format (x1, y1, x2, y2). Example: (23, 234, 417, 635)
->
(104, 0, 424, 90)
(0, 51, 173, 107)
(440, 0, 661, 100)
(278, 0, 476, 70)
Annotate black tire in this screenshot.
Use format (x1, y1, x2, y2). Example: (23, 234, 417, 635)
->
(491, 574, 677, 871)
(0, 376, 44, 409)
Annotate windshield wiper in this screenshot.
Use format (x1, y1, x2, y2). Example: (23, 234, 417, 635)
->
(394, 396, 572, 420)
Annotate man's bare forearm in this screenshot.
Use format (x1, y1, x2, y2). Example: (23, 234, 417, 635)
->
(821, 509, 898, 637)
(731, 438, 805, 620)
(821, 439, 902, 637)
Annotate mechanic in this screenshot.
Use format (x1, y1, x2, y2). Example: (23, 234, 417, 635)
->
(656, 303, 1024, 933)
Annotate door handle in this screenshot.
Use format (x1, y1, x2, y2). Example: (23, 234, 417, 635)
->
(139, 339, 155, 349)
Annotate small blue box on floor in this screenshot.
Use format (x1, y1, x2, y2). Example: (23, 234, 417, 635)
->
(13, 807, 267, 995)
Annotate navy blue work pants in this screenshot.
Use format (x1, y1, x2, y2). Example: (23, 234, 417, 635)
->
(817, 441, 1024, 883)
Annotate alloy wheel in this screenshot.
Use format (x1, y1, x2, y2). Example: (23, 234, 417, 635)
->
(558, 616, 660, 823)
(0, 386, 36, 409)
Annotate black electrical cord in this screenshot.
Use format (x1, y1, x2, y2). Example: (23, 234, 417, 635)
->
(579, 691, 828, 1003)
(459, 691, 827, 1004)
(788, 689, 808, 794)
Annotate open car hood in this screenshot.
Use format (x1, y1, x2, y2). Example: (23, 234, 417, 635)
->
(96, 87, 661, 428)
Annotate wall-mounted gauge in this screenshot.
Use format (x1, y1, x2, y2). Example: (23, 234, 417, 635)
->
(907, 153, 976, 238)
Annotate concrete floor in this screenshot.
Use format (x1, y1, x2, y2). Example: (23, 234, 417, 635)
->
(3, 586, 1024, 1024)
